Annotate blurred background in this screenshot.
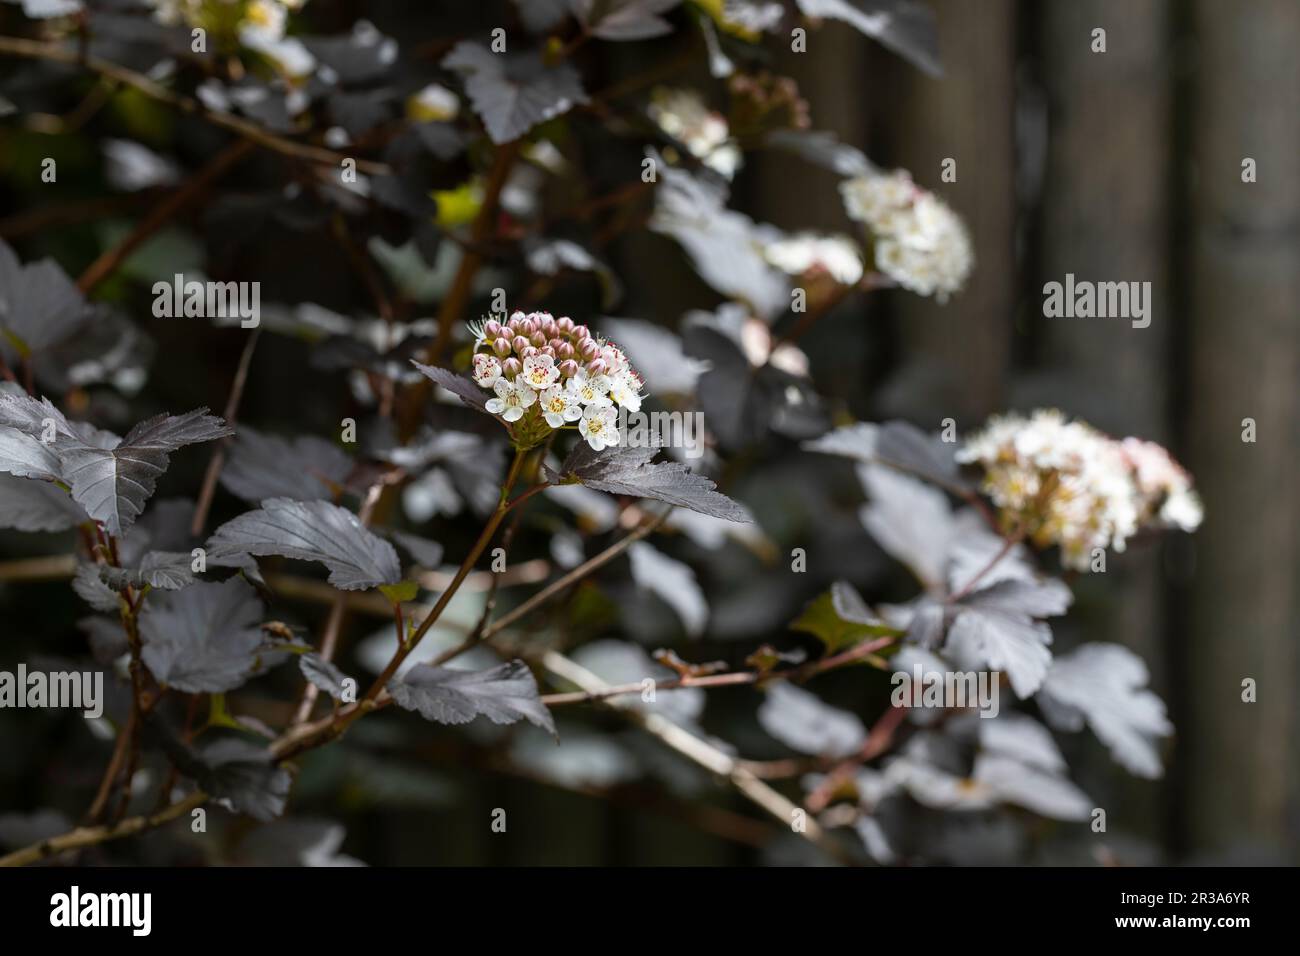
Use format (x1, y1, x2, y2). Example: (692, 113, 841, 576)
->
(1, 0, 1297, 865)
(758, 0, 1300, 864)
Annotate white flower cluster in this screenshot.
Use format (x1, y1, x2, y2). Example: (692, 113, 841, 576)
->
(957, 409, 1203, 570)
(648, 88, 742, 180)
(1119, 438, 1204, 532)
(839, 169, 973, 302)
(764, 233, 864, 285)
(150, 0, 314, 76)
(471, 312, 645, 451)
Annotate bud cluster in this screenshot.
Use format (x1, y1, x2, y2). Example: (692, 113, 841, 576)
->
(470, 312, 645, 451)
(728, 71, 812, 136)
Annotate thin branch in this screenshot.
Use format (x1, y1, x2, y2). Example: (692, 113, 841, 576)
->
(803, 704, 909, 814)
(0, 192, 155, 240)
(84, 713, 133, 824)
(537, 650, 854, 865)
(770, 273, 889, 354)
(502, 481, 550, 515)
(354, 448, 529, 712)
(272, 507, 668, 760)
(431, 139, 521, 362)
(263, 562, 549, 615)
(0, 37, 389, 176)
(785, 633, 899, 682)
(397, 139, 522, 440)
(0, 791, 206, 868)
(0, 554, 76, 582)
(540, 632, 899, 708)
(77, 139, 255, 294)
(332, 213, 395, 323)
(947, 531, 1022, 603)
(481, 508, 671, 642)
(541, 670, 756, 706)
(155, 693, 201, 812)
(290, 480, 387, 727)
(588, 45, 699, 104)
(442, 451, 548, 665)
(191, 326, 262, 536)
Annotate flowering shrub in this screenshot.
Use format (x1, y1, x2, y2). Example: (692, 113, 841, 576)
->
(0, 0, 1202, 869)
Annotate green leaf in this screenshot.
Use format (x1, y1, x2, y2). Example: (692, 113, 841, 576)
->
(790, 584, 898, 652)
(379, 580, 419, 604)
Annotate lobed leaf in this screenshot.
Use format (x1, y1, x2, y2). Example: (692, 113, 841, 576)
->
(559, 441, 751, 523)
(410, 361, 490, 412)
(139, 577, 266, 693)
(207, 498, 402, 591)
(794, 0, 941, 76)
(299, 654, 354, 701)
(790, 582, 898, 652)
(757, 682, 866, 757)
(945, 578, 1071, 699)
(443, 41, 588, 144)
(0, 473, 84, 531)
(1037, 643, 1172, 779)
(389, 660, 557, 736)
(220, 426, 353, 504)
(100, 550, 195, 592)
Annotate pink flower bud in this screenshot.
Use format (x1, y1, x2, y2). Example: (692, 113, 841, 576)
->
(512, 335, 530, 353)
(557, 342, 575, 360)
(530, 331, 547, 347)
(501, 357, 522, 378)
(521, 346, 538, 359)
(493, 337, 512, 357)
(572, 324, 589, 341)
(540, 345, 556, 359)
(520, 318, 538, 336)
(541, 317, 559, 337)
(509, 310, 525, 323)
(580, 339, 599, 360)
(557, 316, 574, 334)
(588, 358, 608, 376)
(484, 320, 502, 338)
(559, 359, 579, 379)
